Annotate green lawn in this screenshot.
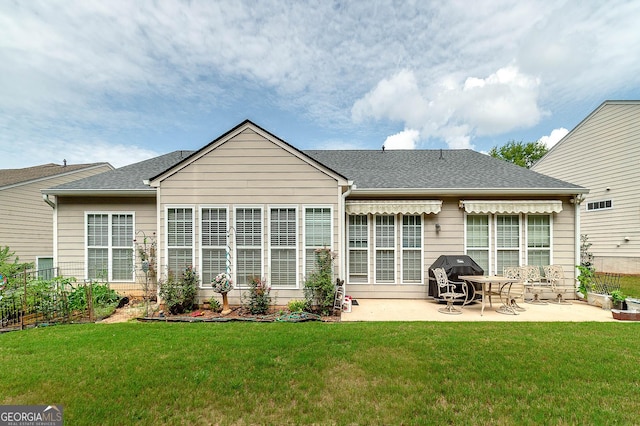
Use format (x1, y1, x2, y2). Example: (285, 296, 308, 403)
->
(619, 274, 640, 298)
(1, 321, 639, 425)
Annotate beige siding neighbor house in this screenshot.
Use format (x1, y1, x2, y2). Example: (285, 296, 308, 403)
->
(532, 100, 640, 274)
(0, 162, 113, 270)
(44, 120, 586, 303)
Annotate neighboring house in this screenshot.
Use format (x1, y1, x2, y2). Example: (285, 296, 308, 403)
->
(532, 100, 640, 274)
(0, 162, 113, 271)
(43, 120, 586, 302)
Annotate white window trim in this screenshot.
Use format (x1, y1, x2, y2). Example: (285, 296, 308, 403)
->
(493, 214, 522, 273)
(234, 205, 264, 289)
(374, 214, 396, 284)
(199, 205, 229, 289)
(525, 214, 554, 266)
(164, 205, 195, 278)
(347, 214, 370, 285)
(302, 205, 334, 281)
(267, 205, 299, 289)
(464, 213, 492, 275)
(85, 211, 136, 282)
(400, 214, 423, 285)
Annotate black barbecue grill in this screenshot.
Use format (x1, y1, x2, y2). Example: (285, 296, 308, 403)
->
(428, 255, 484, 299)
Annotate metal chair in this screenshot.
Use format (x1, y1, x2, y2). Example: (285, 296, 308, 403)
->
(502, 267, 526, 312)
(543, 265, 572, 305)
(432, 267, 468, 315)
(523, 265, 549, 305)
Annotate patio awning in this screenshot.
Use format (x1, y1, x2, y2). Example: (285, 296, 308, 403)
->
(460, 200, 563, 214)
(346, 200, 442, 215)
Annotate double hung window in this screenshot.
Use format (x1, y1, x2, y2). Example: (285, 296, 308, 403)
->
(496, 215, 520, 273)
(235, 208, 263, 286)
(201, 207, 228, 285)
(167, 208, 194, 276)
(401, 215, 422, 283)
(466, 215, 490, 273)
(87, 213, 134, 281)
(304, 207, 332, 276)
(270, 208, 297, 287)
(527, 215, 551, 267)
(348, 215, 368, 283)
(375, 215, 395, 283)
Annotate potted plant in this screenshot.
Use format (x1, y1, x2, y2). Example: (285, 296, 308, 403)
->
(610, 290, 626, 310)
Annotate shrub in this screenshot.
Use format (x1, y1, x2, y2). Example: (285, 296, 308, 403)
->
(287, 299, 306, 313)
(243, 276, 271, 315)
(304, 248, 337, 315)
(209, 297, 222, 313)
(159, 267, 198, 314)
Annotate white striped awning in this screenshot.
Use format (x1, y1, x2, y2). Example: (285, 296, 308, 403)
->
(460, 200, 563, 214)
(346, 200, 442, 215)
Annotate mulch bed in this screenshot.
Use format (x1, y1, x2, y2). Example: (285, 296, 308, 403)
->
(137, 305, 342, 323)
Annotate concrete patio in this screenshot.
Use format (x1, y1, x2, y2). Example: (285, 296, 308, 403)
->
(341, 298, 622, 322)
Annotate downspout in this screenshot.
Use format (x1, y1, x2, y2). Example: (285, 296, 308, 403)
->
(42, 194, 58, 266)
(339, 181, 355, 289)
(574, 195, 582, 294)
(43, 193, 56, 209)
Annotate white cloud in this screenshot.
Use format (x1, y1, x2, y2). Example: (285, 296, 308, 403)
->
(0, 0, 638, 166)
(538, 127, 569, 149)
(352, 66, 542, 150)
(383, 129, 420, 150)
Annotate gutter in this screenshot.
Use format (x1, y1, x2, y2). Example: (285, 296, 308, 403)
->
(349, 187, 589, 197)
(41, 189, 157, 197)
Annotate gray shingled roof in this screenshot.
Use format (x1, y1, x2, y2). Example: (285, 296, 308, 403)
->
(0, 162, 108, 188)
(45, 151, 194, 192)
(304, 149, 584, 190)
(45, 147, 584, 194)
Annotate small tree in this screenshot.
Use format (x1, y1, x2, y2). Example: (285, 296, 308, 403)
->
(303, 248, 337, 315)
(489, 140, 548, 168)
(0, 246, 33, 284)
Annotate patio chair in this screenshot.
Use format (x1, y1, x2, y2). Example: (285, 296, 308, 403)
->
(431, 267, 468, 315)
(543, 265, 572, 305)
(523, 265, 549, 305)
(502, 267, 526, 312)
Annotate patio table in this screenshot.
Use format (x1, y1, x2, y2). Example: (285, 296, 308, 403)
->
(458, 275, 522, 316)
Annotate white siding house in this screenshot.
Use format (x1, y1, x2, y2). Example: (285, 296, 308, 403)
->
(532, 100, 640, 274)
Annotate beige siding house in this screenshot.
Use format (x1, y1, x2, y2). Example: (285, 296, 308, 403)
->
(0, 162, 113, 270)
(44, 120, 586, 302)
(532, 100, 640, 274)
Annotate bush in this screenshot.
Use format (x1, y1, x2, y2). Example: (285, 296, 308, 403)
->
(304, 248, 337, 315)
(243, 276, 272, 314)
(209, 298, 222, 313)
(159, 267, 198, 314)
(287, 299, 307, 313)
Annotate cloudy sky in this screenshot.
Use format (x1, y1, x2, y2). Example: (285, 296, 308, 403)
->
(2, 0, 640, 168)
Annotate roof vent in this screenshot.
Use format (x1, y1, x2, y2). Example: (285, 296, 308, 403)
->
(439, 149, 444, 160)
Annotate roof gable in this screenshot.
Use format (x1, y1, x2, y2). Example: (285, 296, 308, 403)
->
(149, 120, 348, 186)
